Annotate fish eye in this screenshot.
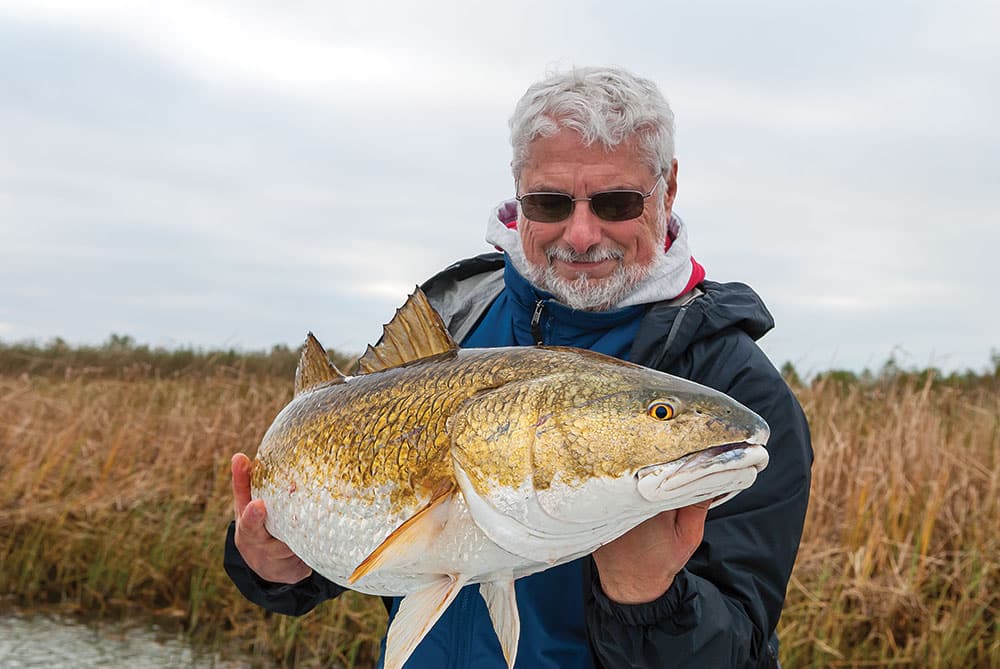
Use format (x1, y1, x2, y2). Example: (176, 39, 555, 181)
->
(647, 401, 675, 421)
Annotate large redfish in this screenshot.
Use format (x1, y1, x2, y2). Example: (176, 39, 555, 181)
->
(251, 289, 769, 669)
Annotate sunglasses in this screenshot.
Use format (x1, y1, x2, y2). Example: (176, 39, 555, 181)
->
(516, 175, 664, 223)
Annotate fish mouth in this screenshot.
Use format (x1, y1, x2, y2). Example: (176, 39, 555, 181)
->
(634, 441, 770, 508)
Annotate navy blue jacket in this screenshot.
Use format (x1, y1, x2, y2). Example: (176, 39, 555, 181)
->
(224, 253, 812, 668)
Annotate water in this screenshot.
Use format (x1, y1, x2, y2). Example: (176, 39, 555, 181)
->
(0, 612, 251, 668)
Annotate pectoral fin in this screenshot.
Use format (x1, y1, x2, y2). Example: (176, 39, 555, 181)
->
(349, 487, 454, 584)
(384, 574, 469, 669)
(479, 579, 520, 668)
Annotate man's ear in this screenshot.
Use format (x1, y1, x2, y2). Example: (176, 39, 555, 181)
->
(664, 158, 679, 210)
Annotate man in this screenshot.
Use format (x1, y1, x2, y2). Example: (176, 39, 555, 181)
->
(225, 66, 812, 668)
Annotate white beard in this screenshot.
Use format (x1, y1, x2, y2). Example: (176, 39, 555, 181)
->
(485, 200, 698, 310)
(523, 245, 668, 312)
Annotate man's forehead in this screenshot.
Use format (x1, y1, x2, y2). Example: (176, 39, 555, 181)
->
(520, 130, 652, 176)
(525, 129, 642, 157)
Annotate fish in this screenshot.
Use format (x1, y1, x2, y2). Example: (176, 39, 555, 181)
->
(250, 288, 770, 669)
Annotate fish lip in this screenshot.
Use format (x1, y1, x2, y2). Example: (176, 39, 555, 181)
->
(692, 442, 748, 457)
(633, 440, 770, 503)
(635, 441, 764, 476)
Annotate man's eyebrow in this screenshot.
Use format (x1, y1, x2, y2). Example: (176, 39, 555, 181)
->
(523, 182, 643, 194)
(521, 183, 571, 194)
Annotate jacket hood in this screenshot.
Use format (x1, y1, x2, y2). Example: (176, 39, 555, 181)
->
(629, 279, 775, 371)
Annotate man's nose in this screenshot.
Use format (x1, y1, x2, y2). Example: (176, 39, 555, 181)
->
(562, 201, 603, 253)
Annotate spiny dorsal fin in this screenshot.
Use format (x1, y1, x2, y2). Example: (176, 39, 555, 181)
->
(356, 287, 458, 374)
(294, 332, 347, 396)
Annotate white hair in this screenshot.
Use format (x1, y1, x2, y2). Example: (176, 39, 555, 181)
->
(509, 66, 676, 180)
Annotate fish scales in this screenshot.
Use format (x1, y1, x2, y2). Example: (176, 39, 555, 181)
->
(253, 348, 549, 512)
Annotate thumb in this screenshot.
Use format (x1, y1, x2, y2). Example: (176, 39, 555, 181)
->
(674, 500, 711, 550)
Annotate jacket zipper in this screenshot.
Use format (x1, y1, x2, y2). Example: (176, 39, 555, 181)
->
(531, 300, 546, 345)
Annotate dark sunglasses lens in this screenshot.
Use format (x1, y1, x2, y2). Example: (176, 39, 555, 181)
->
(521, 193, 573, 222)
(590, 192, 644, 221)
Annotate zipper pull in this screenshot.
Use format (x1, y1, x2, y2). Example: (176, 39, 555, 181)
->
(531, 300, 545, 345)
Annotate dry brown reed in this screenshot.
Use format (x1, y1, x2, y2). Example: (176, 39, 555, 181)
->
(0, 370, 386, 667)
(0, 352, 997, 667)
(779, 374, 999, 668)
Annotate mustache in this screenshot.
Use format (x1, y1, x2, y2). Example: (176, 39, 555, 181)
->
(545, 246, 625, 264)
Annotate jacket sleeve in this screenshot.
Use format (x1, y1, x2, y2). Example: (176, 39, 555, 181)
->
(223, 521, 347, 615)
(586, 331, 813, 668)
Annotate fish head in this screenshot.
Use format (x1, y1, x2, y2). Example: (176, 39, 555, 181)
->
(531, 363, 769, 517)
(450, 348, 769, 563)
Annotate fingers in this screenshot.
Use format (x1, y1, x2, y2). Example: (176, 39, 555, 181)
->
(231, 453, 252, 521)
(228, 454, 313, 583)
(237, 499, 270, 542)
(235, 498, 313, 583)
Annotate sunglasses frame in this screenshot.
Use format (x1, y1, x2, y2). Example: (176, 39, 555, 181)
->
(516, 174, 665, 223)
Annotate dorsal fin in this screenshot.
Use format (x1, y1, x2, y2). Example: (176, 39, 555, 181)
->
(356, 287, 458, 374)
(294, 332, 347, 396)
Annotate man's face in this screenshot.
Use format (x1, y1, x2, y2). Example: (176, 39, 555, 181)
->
(517, 128, 677, 310)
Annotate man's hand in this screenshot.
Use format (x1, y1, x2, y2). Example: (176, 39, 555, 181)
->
(592, 501, 711, 604)
(231, 453, 313, 584)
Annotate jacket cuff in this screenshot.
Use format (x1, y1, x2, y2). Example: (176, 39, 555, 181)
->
(590, 566, 701, 632)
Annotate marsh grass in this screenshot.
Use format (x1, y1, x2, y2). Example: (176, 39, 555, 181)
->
(0, 344, 997, 667)
(0, 368, 385, 667)
(0, 335, 354, 381)
(779, 373, 999, 667)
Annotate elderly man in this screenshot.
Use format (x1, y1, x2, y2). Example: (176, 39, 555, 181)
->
(225, 66, 812, 668)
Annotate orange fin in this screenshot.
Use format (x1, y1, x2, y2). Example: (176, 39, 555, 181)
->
(349, 486, 455, 583)
(356, 287, 458, 374)
(294, 332, 347, 396)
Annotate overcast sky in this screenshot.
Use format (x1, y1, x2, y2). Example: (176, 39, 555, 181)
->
(1, 0, 997, 375)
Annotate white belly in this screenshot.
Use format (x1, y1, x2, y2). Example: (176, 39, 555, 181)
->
(254, 478, 545, 596)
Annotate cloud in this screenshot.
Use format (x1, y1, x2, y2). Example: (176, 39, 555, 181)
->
(0, 1, 997, 373)
(0, 1, 526, 110)
(351, 282, 420, 302)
